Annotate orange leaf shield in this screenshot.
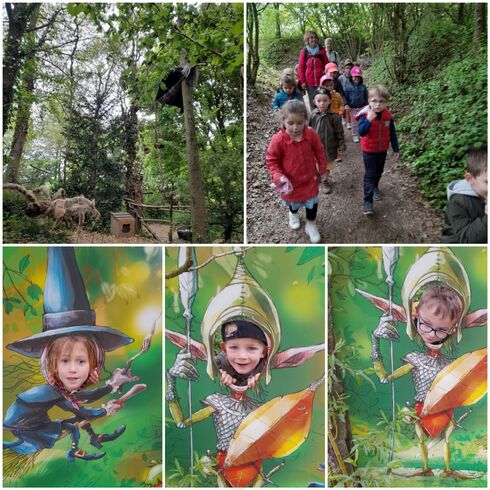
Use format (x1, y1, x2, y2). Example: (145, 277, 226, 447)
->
(422, 348, 487, 416)
(225, 375, 324, 467)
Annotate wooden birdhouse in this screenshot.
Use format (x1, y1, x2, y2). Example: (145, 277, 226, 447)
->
(110, 212, 136, 237)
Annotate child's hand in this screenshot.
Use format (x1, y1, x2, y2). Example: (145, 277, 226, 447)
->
(273, 175, 283, 186)
(392, 152, 400, 160)
(247, 373, 261, 389)
(367, 110, 377, 122)
(220, 369, 237, 387)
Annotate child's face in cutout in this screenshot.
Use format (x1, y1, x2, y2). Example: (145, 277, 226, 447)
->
(344, 65, 352, 76)
(283, 112, 306, 140)
(315, 94, 331, 113)
(57, 340, 91, 391)
(322, 80, 334, 91)
(466, 170, 487, 199)
(369, 95, 387, 113)
(353, 76, 362, 85)
(282, 83, 296, 96)
(415, 303, 457, 350)
(223, 338, 266, 375)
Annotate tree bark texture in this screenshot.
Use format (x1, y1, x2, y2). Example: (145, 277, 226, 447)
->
(328, 302, 357, 484)
(3, 3, 39, 136)
(274, 4, 281, 39)
(181, 77, 210, 243)
(473, 3, 486, 45)
(5, 7, 39, 183)
(247, 4, 260, 86)
(123, 104, 144, 205)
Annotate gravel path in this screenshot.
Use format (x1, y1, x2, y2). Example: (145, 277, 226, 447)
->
(246, 85, 443, 244)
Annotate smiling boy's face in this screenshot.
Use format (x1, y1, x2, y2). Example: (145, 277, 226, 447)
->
(415, 303, 457, 350)
(222, 337, 266, 375)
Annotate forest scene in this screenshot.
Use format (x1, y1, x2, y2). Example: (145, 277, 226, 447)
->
(3, 247, 162, 487)
(3, 3, 244, 244)
(328, 247, 487, 487)
(165, 246, 325, 487)
(247, 3, 487, 244)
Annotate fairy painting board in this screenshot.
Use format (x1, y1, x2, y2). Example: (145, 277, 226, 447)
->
(328, 246, 487, 487)
(165, 246, 325, 487)
(3, 246, 162, 487)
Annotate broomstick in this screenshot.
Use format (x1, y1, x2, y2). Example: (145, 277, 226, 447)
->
(3, 384, 148, 481)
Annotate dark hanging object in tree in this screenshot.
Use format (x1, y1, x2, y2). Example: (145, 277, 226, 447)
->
(155, 64, 197, 113)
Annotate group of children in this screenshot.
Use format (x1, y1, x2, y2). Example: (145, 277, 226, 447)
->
(267, 30, 487, 243)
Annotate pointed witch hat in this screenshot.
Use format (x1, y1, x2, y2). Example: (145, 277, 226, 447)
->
(7, 247, 133, 358)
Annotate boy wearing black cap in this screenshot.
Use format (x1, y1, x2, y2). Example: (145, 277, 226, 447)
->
(216, 320, 268, 389)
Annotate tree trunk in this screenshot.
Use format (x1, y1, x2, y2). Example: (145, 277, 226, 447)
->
(3, 3, 39, 136)
(328, 302, 357, 485)
(473, 3, 486, 46)
(247, 4, 260, 86)
(181, 76, 210, 243)
(124, 104, 143, 205)
(5, 8, 39, 183)
(274, 4, 281, 38)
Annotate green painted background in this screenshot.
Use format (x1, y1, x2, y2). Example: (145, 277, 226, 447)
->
(165, 246, 325, 487)
(329, 246, 487, 486)
(3, 246, 162, 487)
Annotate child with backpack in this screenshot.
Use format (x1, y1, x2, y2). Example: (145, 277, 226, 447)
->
(356, 85, 399, 215)
(298, 31, 329, 110)
(344, 66, 368, 143)
(266, 100, 327, 243)
(309, 88, 345, 194)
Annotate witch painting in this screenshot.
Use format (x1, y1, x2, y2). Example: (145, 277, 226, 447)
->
(3, 247, 141, 464)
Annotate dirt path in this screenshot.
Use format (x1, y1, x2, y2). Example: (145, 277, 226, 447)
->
(246, 83, 443, 244)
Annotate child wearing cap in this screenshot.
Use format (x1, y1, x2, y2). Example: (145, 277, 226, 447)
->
(344, 66, 368, 143)
(309, 88, 346, 194)
(216, 320, 268, 389)
(325, 62, 345, 99)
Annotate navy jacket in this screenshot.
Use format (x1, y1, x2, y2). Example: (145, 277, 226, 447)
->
(344, 82, 368, 108)
(4, 384, 111, 454)
(273, 89, 303, 110)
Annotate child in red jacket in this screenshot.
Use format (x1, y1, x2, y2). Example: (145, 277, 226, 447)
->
(356, 85, 399, 215)
(266, 100, 327, 243)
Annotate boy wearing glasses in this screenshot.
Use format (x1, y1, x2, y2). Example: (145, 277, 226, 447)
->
(371, 283, 476, 478)
(356, 85, 400, 215)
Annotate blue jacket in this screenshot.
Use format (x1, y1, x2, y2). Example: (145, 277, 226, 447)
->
(4, 384, 111, 454)
(344, 82, 368, 108)
(273, 89, 303, 110)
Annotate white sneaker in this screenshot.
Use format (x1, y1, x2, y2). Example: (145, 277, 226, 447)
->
(305, 220, 321, 243)
(353, 136, 359, 143)
(347, 123, 351, 129)
(289, 211, 301, 230)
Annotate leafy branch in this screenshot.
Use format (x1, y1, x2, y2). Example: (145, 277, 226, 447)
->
(3, 255, 43, 317)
